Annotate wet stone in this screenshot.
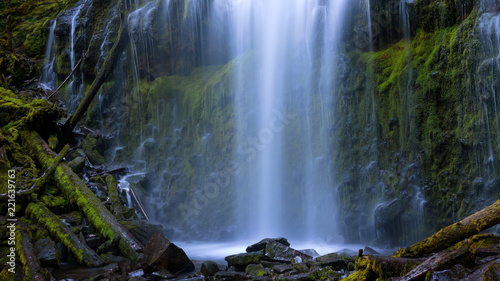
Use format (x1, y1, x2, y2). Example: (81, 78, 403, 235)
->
(34, 238, 61, 267)
(141, 232, 194, 275)
(246, 237, 290, 252)
(225, 251, 264, 271)
(214, 271, 248, 280)
(201, 260, 220, 276)
(265, 241, 312, 263)
(246, 263, 267, 277)
(274, 264, 293, 273)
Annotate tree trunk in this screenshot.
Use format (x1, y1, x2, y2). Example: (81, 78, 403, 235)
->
(394, 199, 500, 258)
(26, 202, 105, 267)
(21, 130, 143, 262)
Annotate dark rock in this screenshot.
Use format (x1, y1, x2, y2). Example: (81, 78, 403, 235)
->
(85, 235, 103, 250)
(129, 269, 145, 278)
(201, 261, 220, 276)
(225, 251, 264, 270)
(214, 271, 248, 280)
(281, 272, 311, 280)
(428, 269, 459, 280)
(141, 232, 195, 275)
(316, 256, 347, 270)
(473, 178, 485, 190)
(34, 238, 61, 267)
(274, 264, 293, 274)
(246, 237, 290, 252)
(465, 260, 500, 280)
(292, 262, 309, 273)
(246, 263, 267, 277)
(265, 241, 312, 263)
(100, 253, 126, 264)
(363, 246, 380, 256)
(128, 277, 147, 281)
(450, 264, 471, 278)
(150, 269, 175, 280)
(102, 263, 120, 275)
(217, 264, 228, 271)
(298, 249, 320, 258)
(262, 260, 282, 268)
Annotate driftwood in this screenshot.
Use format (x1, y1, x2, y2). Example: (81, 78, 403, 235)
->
(26, 202, 105, 267)
(64, 3, 129, 135)
(17, 225, 48, 281)
(22, 130, 143, 261)
(395, 199, 500, 258)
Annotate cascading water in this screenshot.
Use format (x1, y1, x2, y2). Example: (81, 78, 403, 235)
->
(40, 20, 57, 90)
(230, 0, 349, 240)
(67, 0, 88, 113)
(477, 0, 500, 192)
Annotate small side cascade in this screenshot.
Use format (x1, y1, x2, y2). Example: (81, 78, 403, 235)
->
(40, 20, 57, 91)
(66, 0, 89, 113)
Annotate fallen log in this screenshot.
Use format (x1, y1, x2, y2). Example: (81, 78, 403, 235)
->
(394, 199, 500, 258)
(342, 255, 426, 281)
(16, 224, 48, 281)
(26, 202, 105, 267)
(22, 130, 143, 261)
(390, 247, 471, 281)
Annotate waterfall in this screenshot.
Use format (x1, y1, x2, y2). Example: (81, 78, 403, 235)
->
(478, 4, 500, 182)
(230, 0, 348, 240)
(40, 20, 57, 91)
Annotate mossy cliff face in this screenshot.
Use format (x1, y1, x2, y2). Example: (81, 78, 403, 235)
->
(37, 0, 499, 243)
(0, 0, 79, 88)
(335, 0, 500, 245)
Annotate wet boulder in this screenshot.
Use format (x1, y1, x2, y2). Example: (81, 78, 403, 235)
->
(225, 251, 264, 271)
(246, 263, 267, 277)
(141, 232, 194, 275)
(34, 238, 61, 267)
(201, 261, 220, 277)
(246, 237, 290, 252)
(265, 240, 312, 263)
(214, 270, 248, 280)
(315, 253, 348, 270)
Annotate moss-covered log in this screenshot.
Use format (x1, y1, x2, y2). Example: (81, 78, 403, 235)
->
(26, 202, 104, 267)
(16, 225, 47, 281)
(22, 130, 143, 261)
(395, 199, 500, 258)
(341, 255, 425, 281)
